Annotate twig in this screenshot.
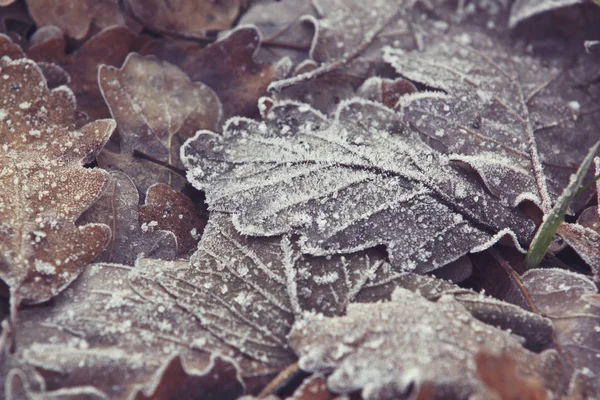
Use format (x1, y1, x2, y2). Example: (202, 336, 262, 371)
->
(132, 149, 187, 177)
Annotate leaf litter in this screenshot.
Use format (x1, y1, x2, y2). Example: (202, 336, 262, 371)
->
(1, 1, 600, 398)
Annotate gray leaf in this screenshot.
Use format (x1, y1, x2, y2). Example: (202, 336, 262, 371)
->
(182, 98, 534, 273)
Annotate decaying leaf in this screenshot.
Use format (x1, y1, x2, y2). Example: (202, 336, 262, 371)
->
(289, 288, 563, 400)
(8, 261, 275, 398)
(139, 183, 206, 254)
(384, 24, 600, 213)
(27, 25, 136, 120)
(97, 52, 222, 194)
(77, 172, 177, 265)
(0, 56, 113, 304)
(519, 268, 600, 393)
(136, 212, 395, 367)
(182, 98, 534, 273)
(26, 0, 140, 40)
(141, 26, 291, 120)
(125, 0, 242, 37)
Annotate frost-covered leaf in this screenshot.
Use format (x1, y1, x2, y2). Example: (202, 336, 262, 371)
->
(141, 26, 291, 120)
(137, 212, 398, 367)
(509, 0, 586, 28)
(125, 0, 242, 37)
(289, 288, 563, 400)
(97, 52, 222, 194)
(25, 0, 140, 40)
(77, 172, 177, 265)
(268, 0, 413, 93)
(8, 261, 275, 399)
(139, 183, 206, 255)
(1, 33, 70, 89)
(556, 223, 600, 281)
(385, 25, 600, 212)
(238, 0, 315, 64)
(268, 0, 419, 112)
(27, 25, 136, 120)
(0, 56, 113, 304)
(519, 268, 600, 393)
(182, 98, 534, 273)
(376, 272, 554, 351)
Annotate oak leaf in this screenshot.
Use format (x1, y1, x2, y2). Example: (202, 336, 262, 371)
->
(0, 56, 113, 304)
(289, 288, 563, 399)
(25, 0, 140, 40)
(77, 171, 177, 265)
(97, 52, 222, 194)
(141, 26, 291, 120)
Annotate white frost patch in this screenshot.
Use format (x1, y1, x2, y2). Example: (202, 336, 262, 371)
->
(312, 271, 340, 285)
(35, 259, 57, 275)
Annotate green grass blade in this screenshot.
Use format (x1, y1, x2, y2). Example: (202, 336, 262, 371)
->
(525, 141, 600, 269)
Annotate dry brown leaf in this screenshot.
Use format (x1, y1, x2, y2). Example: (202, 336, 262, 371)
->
(26, 0, 140, 40)
(475, 351, 547, 400)
(518, 269, 600, 395)
(141, 26, 291, 120)
(289, 288, 563, 400)
(97, 52, 222, 194)
(77, 171, 177, 265)
(139, 183, 206, 254)
(0, 56, 113, 304)
(125, 0, 242, 37)
(27, 25, 136, 120)
(9, 261, 275, 398)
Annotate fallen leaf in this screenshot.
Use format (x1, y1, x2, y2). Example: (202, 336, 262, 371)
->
(0, 56, 113, 304)
(137, 212, 396, 367)
(518, 268, 600, 394)
(26, 0, 140, 40)
(77, 171, 177, 265)
(27, 25, 136, 120)
(238, 0, 315, 64)
(475, 351, 547, 400)
(9, 261, 275, 398)
(384, 24, 600, 213)
(0, 33, 70, 89)
(125, 0, 242, 37)
(289, 288, 563, 399)
(181, 97, 534, 273)
(97, 52, 222, 194)
(140, 26, 291, 120)
(139, 183, 206, 254)
(374, 272, 554, 351)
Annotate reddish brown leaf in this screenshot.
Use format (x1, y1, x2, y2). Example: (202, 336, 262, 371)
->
(141, 26, 291, 120)
(0, 56, 113, 304)
(25, 0, 140, 40)
(139, 183, 206, 254)
(77, 172, 177, 265)
(475, 351, 547, 400)
(125, 0, 242, 37)
(133, 354, 244, 400)
(97, 52, 222, 194)
(27, 25, 136, 120)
